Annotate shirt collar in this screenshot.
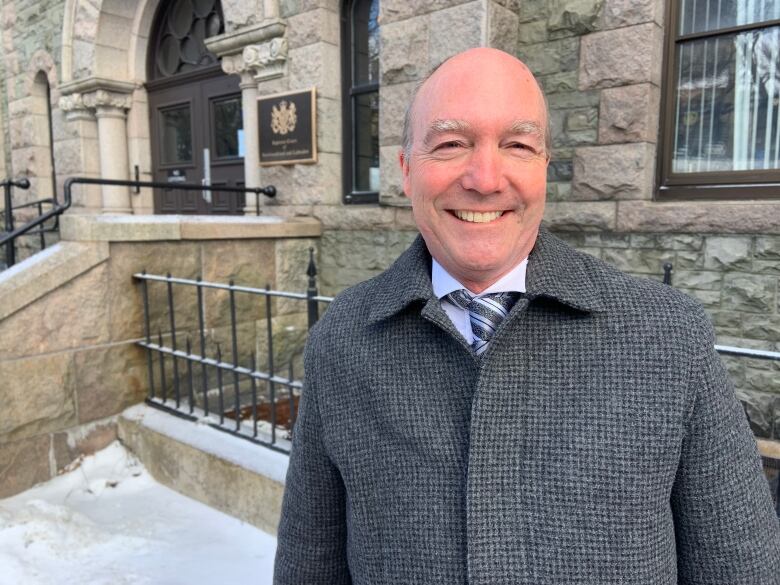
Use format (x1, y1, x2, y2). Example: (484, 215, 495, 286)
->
(367, 227, 605, 325)
(432, 257, 527, 299)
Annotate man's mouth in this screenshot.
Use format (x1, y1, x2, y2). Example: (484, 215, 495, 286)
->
(453, 210, 504, 223)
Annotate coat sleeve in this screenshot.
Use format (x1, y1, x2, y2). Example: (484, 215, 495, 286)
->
(273, 339, 351, 585)
(671, 312, 780, 584)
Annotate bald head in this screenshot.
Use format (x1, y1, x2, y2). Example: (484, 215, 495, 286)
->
(401, 48, 550, 160)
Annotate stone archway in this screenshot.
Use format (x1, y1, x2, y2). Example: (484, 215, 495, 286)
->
(58, 0, 284, 214)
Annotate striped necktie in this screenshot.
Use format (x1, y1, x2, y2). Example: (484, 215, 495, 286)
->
(447, 290, 522, 356)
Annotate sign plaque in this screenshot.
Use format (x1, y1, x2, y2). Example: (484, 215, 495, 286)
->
(258, 88, 317, 166)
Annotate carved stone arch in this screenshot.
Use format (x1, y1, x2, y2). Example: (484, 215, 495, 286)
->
(26, 50, 59, 98)
(23, 51, 59, 201)
(62, 0, 102, 82)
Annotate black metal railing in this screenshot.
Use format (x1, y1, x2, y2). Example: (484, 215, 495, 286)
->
(133, 249, 331, 453)
(0, 178, 63, 269)
(1, 176, 278, 271)
(64, 176, 277, 217)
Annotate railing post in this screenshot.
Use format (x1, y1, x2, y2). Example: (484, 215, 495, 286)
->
(663, 262, 673, 286)
(306, 247, 319, 329)
(3, 181, 15, 268)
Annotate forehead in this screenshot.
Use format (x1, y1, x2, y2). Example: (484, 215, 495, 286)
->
(412, 55, 545, 133)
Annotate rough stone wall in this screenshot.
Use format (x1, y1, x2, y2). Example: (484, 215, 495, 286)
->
(510, 0, 780, 438)
(1, 0, 66, 199)
(0, 231, 316, 498)
(553, 231, 780, 439)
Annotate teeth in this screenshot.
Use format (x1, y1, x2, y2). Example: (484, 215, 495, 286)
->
(454, 210, 503, 223)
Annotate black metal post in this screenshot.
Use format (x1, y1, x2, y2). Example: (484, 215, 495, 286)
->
(158, 330, 168, 402)
(141, 271, 156, 400)
(196, 277, 209, 416)
(4, 182, 15, 268)
(186, 337, 195, 414)
(216, 344, 225, 424)
(663, 262, 673, 286)
(306, 247, 319, 329)
(229, 280, 241, 431)
(288, 361, 296, 432)
(36, 201, 45, 251)
(266, 286, 276, 445)
(166, 273, 181, 407)
(251, 352, 259, 438)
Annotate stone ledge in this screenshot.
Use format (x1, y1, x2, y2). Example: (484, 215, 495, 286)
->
(544, 201, 617, 231)
(758, 439, 780, 459)
(0, 241, 109, 321)
(61, 214, 322, 242)
(617, 201, 780, 234)
(118, 404, 287, 534)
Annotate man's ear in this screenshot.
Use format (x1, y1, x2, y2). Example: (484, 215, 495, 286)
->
(399, 149, 411, 199)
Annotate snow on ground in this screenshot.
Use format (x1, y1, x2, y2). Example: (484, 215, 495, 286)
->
(0, 442, 277, 585)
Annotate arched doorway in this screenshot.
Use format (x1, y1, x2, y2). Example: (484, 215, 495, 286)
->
(147, 0, 244, 214)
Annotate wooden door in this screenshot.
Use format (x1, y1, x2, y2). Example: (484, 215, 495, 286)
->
(148, 68, 245, 214)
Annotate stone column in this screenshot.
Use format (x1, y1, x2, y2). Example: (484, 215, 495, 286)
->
(240, 75, 261, 189)
(206, 21, 287, 211)
(59, 79, 135, 214)
(95, 102, 132, 214)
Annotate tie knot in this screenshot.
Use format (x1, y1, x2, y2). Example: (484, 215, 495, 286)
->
(446, 290, 521, 313)
(445, 290, 522, 355)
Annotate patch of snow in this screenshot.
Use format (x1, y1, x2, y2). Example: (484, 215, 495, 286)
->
(0, 441, 277, 585)
(122, 403, 290, 485)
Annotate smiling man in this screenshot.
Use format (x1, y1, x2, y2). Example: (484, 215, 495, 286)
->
(274, 48, 780, 584)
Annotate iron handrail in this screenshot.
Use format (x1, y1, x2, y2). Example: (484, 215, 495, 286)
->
(0, 178, 70, 248)
(132, 272, 334, 303)
(62, 176, 276, 216)
(1, 175, 277, 267)
(0, 196, 57, 214)
(715, 345, 780, 361)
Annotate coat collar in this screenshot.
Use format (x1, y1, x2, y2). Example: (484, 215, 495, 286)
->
(367, 226, 605, 325)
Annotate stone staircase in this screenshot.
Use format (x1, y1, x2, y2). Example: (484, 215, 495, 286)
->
(118, 404, 287, 535)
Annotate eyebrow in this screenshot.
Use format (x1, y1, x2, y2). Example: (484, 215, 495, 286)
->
(422, 118, 545, 148)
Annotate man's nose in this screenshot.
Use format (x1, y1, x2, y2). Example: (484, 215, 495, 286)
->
(460, 145, 505, 194)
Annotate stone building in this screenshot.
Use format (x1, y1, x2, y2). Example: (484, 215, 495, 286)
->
(0, 0, 779, 497)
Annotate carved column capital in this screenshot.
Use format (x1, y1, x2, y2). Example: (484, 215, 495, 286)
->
(242, 37, 287, 82)
(207, 20, 288, 85)
(58, 78, 135, 121)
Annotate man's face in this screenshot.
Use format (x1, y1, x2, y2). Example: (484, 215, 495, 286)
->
(401, 49, 549, 293)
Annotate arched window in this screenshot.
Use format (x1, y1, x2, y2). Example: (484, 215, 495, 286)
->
(342, 0, 380, 204)
(31, 72, 56, 201)
(149, 0, 224, 81)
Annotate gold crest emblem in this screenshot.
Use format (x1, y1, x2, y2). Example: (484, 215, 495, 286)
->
(271, 100, 297, 135)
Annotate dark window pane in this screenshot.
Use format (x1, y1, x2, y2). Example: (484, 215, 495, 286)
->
(160, 104, 193, 164)
(193, 0, 215, 18)
(152, 0, 223, 79)
(169, 0, 194, 38)
(353, 91, 380, 191)
(680, 0, 780, 36)
(672, 26, 780, 173)
(353, 0, 380, 85)
(213, 96, 243, 158)
(157, 35, 180, 77)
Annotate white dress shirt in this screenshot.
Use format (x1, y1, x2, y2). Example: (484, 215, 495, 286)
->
(432, 258, 528, 344)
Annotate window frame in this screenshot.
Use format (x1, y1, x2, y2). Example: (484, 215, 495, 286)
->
(658, 0, 780, 200)
(341, 0, 380, 204)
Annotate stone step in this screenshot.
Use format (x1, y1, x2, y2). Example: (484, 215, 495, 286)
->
(118, 403, 288, 535)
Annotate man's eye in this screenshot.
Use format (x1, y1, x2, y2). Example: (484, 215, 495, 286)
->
(507, 142, 539, 156)
(436, 141, 463, 150)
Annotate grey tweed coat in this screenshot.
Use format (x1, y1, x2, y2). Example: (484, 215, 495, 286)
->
(274, 228, 780, 584)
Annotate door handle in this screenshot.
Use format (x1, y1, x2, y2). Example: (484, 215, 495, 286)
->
(202, 147, 212, 204)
